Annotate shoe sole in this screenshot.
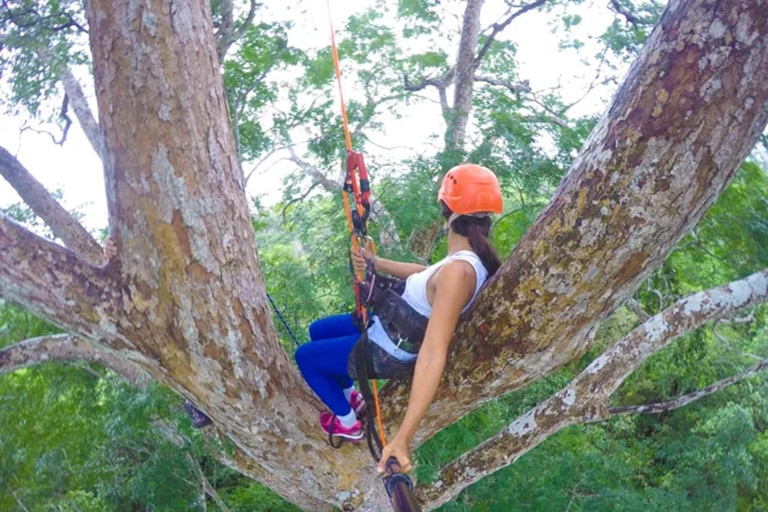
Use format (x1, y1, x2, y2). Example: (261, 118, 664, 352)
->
(330, 431, 364, 441)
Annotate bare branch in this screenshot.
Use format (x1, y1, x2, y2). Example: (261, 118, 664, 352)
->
(609, 0, 649, 27)
(403, 74, 443, 93)
(60, 67, 102, 157)
(32, 47, 103, 158)
(473, 74, 531, 95)
(0, 146, 105, 265)
(625, 298, 650, 321)
(281, 180, 321, 223)
(0, 334, 150, 386)
(474, 0, 549, 66)
(287, 148, 340, 193)
(232, 0, 258, 45)
(187, 453, 232, 512)
(609, 358, 768, 415)
(418, 268, 768, 509)
(216, 0, 258, 60)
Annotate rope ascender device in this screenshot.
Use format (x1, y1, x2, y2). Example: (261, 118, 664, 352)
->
(325, 2, 421, 511)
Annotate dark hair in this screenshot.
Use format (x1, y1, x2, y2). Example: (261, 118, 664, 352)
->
(440, 201, 502, 276)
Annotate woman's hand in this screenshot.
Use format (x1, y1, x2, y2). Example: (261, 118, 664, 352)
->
(377, 434, 412, 474)
(103, 238, 117, 260)
(351, 237, 375, 275)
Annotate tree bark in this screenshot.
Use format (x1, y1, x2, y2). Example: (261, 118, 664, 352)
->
(81, 0, 367, 509)
(1, 0, 768, 511)
(447, 0, 485, 151)
(0, 147, 105, 265)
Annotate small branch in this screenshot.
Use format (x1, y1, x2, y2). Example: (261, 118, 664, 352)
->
(187, 453, 232, 512)
(216, 0, 258, 60)
(0, 334, 150, 387)
(232, 0, 258, 45)
(60, 67, 102, 157)
(473, 74, 531, 95)
(281, 180, 321, 223)
(625, 298, 650, 321)
(474, 0, 549, 66)
(609, 0, 646, 27)
(287, 148, 340, 193)
(403, 74, 443, 93)
(609, 358, 768, 415)
(0, 146, 104, 265)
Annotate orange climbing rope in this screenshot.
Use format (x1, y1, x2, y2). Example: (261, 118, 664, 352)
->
(325, 0, 387, 450)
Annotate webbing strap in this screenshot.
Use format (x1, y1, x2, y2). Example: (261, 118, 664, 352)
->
(354, 337, 384, 461)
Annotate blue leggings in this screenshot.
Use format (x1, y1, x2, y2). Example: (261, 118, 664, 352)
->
(295, 313, 360, 416)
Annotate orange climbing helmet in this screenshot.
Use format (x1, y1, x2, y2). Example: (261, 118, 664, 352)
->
(438, 163, 503, 215)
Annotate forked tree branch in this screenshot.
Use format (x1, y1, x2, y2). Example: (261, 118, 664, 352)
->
(0, 334, 150, 386)
(418, 268, 768, 509)
(0, 146, 105, 265)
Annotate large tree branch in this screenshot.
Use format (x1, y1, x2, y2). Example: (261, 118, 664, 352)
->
(0, 146, 104, 265)
(0, 214, 122, 343)
(0, 334, 150, 386)
(418, 268, 768, 509)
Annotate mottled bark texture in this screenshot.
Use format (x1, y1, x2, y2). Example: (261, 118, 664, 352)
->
(417, 268, 768, 509)
(1, 0, 768, 511)
(0, 147, 105, 265)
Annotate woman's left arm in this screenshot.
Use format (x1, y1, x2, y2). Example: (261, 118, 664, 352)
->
(377, 260, 476, 473)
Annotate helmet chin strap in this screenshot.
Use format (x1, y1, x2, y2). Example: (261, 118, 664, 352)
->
(447, 211, 492, 229)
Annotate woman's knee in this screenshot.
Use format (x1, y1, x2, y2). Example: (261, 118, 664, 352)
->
(294, 343, 311, 369)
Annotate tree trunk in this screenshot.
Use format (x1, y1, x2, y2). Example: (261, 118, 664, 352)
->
(1, 0, 767, 511)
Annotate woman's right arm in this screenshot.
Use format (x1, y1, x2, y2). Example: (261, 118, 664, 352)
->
(371, 257, 426, 279)
(351, 239, 426, 279)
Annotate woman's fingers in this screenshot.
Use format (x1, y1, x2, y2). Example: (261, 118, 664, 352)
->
(103, 238, 117, 259)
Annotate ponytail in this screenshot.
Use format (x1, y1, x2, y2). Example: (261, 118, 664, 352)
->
(440, 202, 502, 276)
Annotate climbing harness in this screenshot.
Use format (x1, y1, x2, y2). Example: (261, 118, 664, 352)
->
(325, 2, 420, 510)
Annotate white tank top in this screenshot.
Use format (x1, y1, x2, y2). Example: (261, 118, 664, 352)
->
(367, 250, 489, 361)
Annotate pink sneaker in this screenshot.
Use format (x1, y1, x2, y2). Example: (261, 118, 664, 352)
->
(350, 390, 366, 415)
(320, 411, 364, 441)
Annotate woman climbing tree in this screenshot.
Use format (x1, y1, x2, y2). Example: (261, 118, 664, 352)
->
(295, 163, 503, 474)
